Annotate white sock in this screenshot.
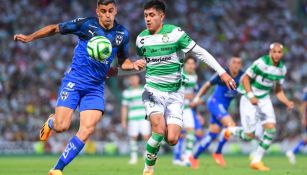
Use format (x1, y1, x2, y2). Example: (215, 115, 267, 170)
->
(251, 146, 265, 164)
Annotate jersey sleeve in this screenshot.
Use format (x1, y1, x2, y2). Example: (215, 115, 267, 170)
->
(245, 59, 261, 79)
(278, 66, 287, 85)
(136, 36, 144, 57)
(121, 90, 128, 106)
(117, 31, 130, 65)
(209, 73, 219, 85)
(59, 18, 87, 35)
(177, 28, 196, 53)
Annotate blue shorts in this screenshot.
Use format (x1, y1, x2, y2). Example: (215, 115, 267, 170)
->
(207, 98, 229, 127)
(192, 109, 202, 130)
(56, 78, 105, 112)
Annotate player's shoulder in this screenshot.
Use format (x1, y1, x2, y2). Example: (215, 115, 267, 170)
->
(114, 22, 129, 35)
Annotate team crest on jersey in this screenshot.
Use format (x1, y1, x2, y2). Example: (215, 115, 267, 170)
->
(115, 35, 123, 45)
(61, 91, 69, 100)
(162, 34, 169, 43)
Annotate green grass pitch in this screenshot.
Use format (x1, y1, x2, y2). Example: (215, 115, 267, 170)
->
(0, 155, 306, 175)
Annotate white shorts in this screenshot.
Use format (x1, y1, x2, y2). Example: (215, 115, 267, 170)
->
(183, 108, 195, 129)
(240, 95, 276, 133)
(142, 85, 184, 127)
(128, 120, 151, 137)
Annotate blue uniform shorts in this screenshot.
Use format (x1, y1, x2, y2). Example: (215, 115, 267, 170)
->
(207, 97, 229, 127)
(56, 78, 105, 112)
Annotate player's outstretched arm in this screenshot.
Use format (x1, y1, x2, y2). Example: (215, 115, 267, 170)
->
(275, 83, 294, 110)
(190, 45, 236, 90)
(190, 81, 211, 107)
(14, 24, 60, 43)
(121, 58, 146, 71)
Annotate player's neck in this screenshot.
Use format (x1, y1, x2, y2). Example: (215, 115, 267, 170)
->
(150, 24, 163, 35)
(230, 70, 238, 77)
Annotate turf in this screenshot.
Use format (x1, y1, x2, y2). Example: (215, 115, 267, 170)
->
(0, 155, 306, 175)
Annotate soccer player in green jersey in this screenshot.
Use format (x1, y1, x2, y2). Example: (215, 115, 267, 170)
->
(121, 75, 150, 164)
(136, 1, 236, 174)
(227, 43, 294, 171)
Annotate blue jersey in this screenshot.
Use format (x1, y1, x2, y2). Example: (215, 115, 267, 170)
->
(59, 17, 129, 85)
(208, 69, 244, 108)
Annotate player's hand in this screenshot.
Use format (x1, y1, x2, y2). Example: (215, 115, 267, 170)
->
(14, 34, 33, 43)
(220, 72, 236, 90)
(249, 97, 258, 105)
(286, 101, 294, 110)
(189, 102, 197, 108)
(133, 59, 146, 70)
(106, 67, 118, 78)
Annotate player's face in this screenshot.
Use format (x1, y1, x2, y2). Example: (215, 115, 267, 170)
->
(96, 3, 117, 29)
(269, 46, 283, 64)
(129, 75, 140, 87)
(184, 58, 196, 74)
(229, 57, 242, 74)
(144, 8, 164, 34)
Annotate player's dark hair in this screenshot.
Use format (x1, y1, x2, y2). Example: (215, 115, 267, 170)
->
(97, 0, 116, 6)
(184, 55, 196, 63)
(144, 0, 166, 14)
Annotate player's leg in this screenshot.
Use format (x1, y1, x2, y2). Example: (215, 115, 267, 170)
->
(193, 111, 204, 143)
(142, 86, 167, 175)
(228, 96, 256, 141)
(51, 110, 103, 173)
(286, 136, 307, 165)
(140, 120, 151, 161)
(180, 108, 196, 165)
(173, 132, 184, 165)
(250, 96, 276, 171)
(190, 123, 220, 169)
(212, 115, 236, 167)
(127, 121, 139, 165)
(144, 113, 166, 174)
(40, 80, 80, 141)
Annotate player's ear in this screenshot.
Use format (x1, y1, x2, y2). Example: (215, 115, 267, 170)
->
(96, 8, 100, 17)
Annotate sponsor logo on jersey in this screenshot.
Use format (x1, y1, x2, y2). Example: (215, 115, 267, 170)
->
(146, 56, 172, 63)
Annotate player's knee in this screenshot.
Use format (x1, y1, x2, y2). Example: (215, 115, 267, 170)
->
(166, 135, 179, 146)
(151, 124, 165, 135)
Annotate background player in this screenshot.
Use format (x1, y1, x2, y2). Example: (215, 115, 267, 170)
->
(136, 1, 236, 174)
(229, 43, 294, 171)
(121, 75, 150, 165)
(286, 87, 307, 164)
(14, 0, 145, 174)
(189, 56, 244, 168)
(173, 56, 203, 166)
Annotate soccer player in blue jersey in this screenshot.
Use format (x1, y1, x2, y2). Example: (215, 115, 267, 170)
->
(286, 87, 307, 164)
(14, 1, 145, 175)
(189, 56, 244, 169)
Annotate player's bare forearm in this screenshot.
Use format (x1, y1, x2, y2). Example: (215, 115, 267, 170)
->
(275, 84, 292, 106)
(121, 59, 134, 70)
(241, 74, 252, 93)
(14, 24, 60, 43)
(121, 58, 146, 71)
(196, 82, 211, 99)
(184, 93, 194, 100)
(121, 106, 128, 128)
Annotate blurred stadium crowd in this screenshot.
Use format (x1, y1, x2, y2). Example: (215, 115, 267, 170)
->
(0, 0, 306, 153)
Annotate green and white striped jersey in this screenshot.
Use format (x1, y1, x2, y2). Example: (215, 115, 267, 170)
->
(182, 71, 198, 109)
(136, 24, 196, 92)
(238, 55, 287, 99)
(122, 86, 146, 121)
